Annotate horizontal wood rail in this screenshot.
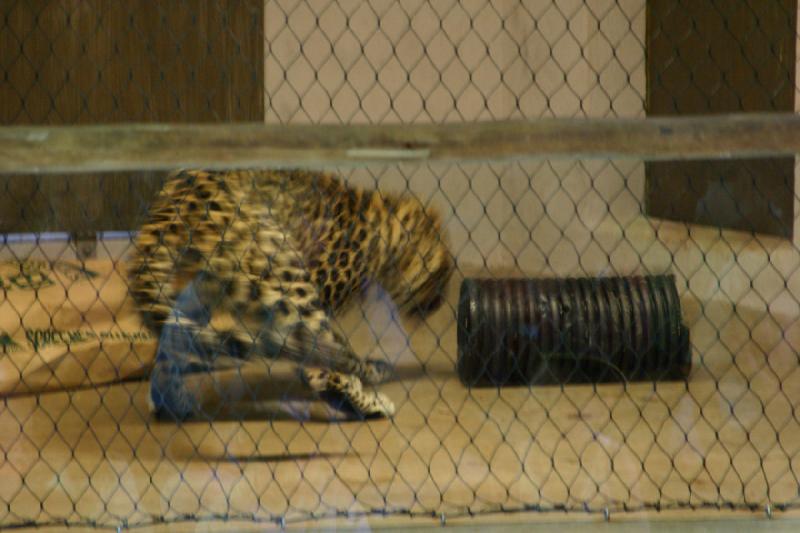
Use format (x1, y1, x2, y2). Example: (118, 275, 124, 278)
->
(0, 113, 799, 174)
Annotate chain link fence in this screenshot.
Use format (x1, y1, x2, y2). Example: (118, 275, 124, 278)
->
(1, 0, 800, 528)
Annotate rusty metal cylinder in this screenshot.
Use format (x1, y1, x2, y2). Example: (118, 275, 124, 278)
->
(456, 275, 691, 387)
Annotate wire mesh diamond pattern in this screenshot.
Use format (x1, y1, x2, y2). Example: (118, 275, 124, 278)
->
(1, 0, 800, 529)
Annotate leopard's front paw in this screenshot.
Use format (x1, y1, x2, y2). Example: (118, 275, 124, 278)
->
(312, 370, 396, 419)
(368, 392, 396, 418)
(323, 388, 395, 419)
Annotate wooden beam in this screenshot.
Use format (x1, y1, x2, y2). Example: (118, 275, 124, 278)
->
(1, 113, 800, 174)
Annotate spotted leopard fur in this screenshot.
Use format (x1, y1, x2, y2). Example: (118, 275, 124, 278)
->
(128, 169, 453, 418)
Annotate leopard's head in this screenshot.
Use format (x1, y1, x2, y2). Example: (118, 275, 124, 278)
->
(381, 195, 454, 317)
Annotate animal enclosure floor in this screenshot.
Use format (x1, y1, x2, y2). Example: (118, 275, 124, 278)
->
(2, 285, 800, 529)
(4, 219, 800, 528)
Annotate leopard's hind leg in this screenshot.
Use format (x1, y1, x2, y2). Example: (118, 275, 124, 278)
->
(236, 239, 395, 417)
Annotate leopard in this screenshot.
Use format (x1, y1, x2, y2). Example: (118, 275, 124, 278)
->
(127, 168, 453, 419)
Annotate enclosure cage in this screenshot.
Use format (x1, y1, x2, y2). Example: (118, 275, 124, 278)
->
(2, 0, 800, 530)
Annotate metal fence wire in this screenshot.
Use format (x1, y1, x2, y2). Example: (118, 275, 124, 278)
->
(1, 0, 800, 528)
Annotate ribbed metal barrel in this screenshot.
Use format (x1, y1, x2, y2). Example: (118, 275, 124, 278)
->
(456, 275, 691, 387)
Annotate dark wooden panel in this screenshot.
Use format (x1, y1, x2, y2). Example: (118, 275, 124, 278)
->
(0, 0, 264, 232)
(645, 0, 796, 237)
